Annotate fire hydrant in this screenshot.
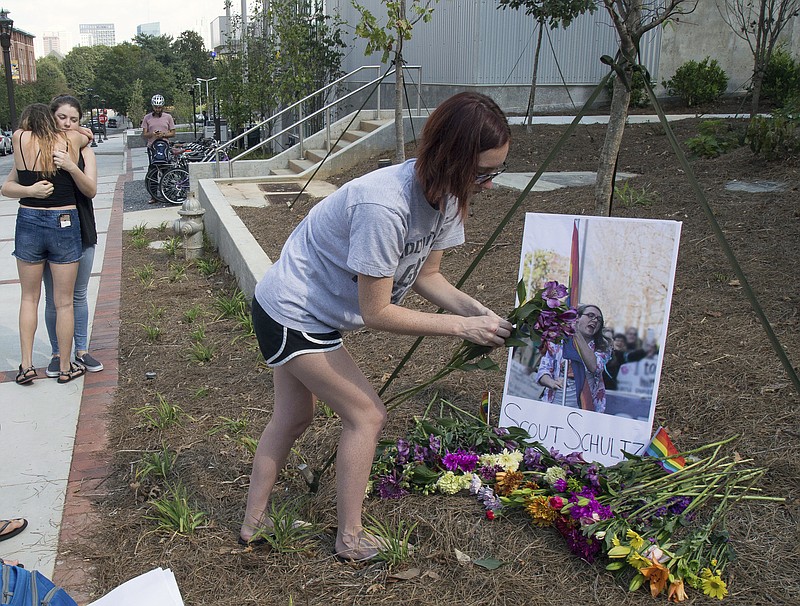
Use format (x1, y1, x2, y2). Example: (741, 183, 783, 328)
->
(172, 196, 206, 260)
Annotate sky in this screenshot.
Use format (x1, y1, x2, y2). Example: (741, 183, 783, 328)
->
(8, 0, 234, 58)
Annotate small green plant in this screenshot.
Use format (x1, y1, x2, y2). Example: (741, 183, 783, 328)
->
(202, 231, 215, 254)
(664, 57, 728, 107)
(209, 416, 248, 435)
(196, 257, 221, 277)
(149, 303, 165, 320)
(135, 445, 177, 482)
(156, 221, 169, 233)
(182, 305, 203, 324)
(130, 223, 147, 237)
(236, 311, 255, 338)
(762, 46, 800, 108)
(319, 402, 337, 418)
(613, 181, 659, 208)
(686, 120, 744, 158)
(131, 235, 148, 249)
(169, 263, 188, 282)
(141, 324, 161, 341)
(237, 435, 259, 456)
(364, 514, 417, 566)
(136, 394, 184, 430)
(190, 341, 214, 364)
(214, 289, 247, 319)
(147, 483, 209, 535)
(746, 104, 800, 160)
(133, 263, 155, 285)
(189, 323, 206, 342)
(249, 501, 317, 553)
(712, 272, 731, 283)
(162, 236, 182, 257)
(194, 386, 210, 398)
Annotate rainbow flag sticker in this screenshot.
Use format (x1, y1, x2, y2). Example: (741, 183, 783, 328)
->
(645, 426, 686, 473)
(480, 391, 490, 425)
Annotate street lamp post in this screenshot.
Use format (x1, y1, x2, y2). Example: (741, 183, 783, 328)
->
(100, 99, 107, 141)
(93, 95, 102, 143)
(86, 88, 97, 148)
(189, 85, 198, 140)
(196, 77, 216, 133)
(0, 9, 17, 130)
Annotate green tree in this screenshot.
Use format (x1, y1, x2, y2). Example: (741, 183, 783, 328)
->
(353, 0, 437, 161)
(134, 34, 176, 68)
(716, 0, 800, 117)
(127, 78, 146, 127)
(173, 30, 214, 80)
(95, 42, 175, 112)
(61, 45, 109, 98)
(497, 1, 596, 131)
(0, 56, 69, 125)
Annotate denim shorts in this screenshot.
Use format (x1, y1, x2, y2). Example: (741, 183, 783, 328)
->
(13, 207, 82, 264)
(252, 298, 343, 367)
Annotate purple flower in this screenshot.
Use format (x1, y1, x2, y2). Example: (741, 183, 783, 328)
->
(442, 450, 479, 473)
(428, 434, 441, 452)
(553, 478, 568, 492)
(493, 427, 510, 437)
(476, 486, 503, 511)
(564, 452, 587, 466)
(542, 281, 568, 308)
(413, 444, 428, 463)
(523, 447, 544, 470)
(396, 438, 410, 465)
(376, 472, 409, 499)
(555, 517, 602, 562)
(477, 464, 503, 483)
(583, 464, 601, 488)
(567, 490, 612, 525)
(668, 496, 692, 515)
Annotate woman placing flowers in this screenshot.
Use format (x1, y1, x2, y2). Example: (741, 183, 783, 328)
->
(240, 92, 513, 561)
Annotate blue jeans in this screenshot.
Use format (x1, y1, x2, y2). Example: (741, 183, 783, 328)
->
(13, 207, 82, 264)
(43, 245, 95, 355)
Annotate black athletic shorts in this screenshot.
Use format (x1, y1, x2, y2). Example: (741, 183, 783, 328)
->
(252, 298, 343, 367)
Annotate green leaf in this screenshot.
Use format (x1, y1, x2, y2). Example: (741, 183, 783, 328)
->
(606, 561, 627, 571)
(629, 572, 645, 592)
(473, 558, 504, 570)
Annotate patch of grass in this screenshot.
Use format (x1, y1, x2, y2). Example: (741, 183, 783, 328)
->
(135, 445, 177, 482)
(149, 304, 165, 320)
(163, 236, 182, 257)
(613, 181, 659, 208)
(249, 501, 318, 553)
(169, 262, 188, 282)
(130, 223, 147, 237)
(193, 386, 210, 398)
(202, 231, 214, 254)
(140, 324, 161, 342)
(190, 341, 214, 364)
(712, 272, 731, 283)
(237, 435, 259, 456)
(189, 323, 206, 343)
(364, 514, 417, 566)
(156, 221, 169, 233)
(196, 257, 221, 277)
(236, 311, 255, 338)
(209, 416, 248, 435)
(214, 289, 247, 319)
(182, 305, 203, 324)
(133, 263, 155, 285)
(131, 235, 148, 249)
(147, 483, 208, 535)
(136, 394, 184, 430)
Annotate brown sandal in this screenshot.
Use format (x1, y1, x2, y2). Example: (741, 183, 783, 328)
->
(57, 363, 85, 384)
(15, 365, 36, 385)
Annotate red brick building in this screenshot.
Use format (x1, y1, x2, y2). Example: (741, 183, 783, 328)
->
(1, 26, 36, 83)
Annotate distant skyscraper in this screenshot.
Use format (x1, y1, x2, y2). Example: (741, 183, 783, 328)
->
(43, 32, 62, 55)
(79, 23, 115, 47)
(137, 22, 161, 37)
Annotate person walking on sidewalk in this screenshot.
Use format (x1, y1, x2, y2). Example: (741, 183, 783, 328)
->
(3, 96, 102, 375)
(240, 92, 513, 561)
(141, 94, 176, 204)
(2, 104, 89, 384)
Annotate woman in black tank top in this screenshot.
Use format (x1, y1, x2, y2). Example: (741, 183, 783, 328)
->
(1, 103, 89, 384)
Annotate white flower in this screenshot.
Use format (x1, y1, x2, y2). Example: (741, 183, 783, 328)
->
(469, 474, 482, 495)
(497, 449, 523, 472)
(437, 471, 470, 495)
(545, 466, 567, 485)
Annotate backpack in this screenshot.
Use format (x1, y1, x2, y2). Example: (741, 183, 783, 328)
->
(150, 138, 171, 164)
(1, 562, 77, 606)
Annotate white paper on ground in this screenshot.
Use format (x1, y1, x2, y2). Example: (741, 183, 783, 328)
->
(87, 567, 184, 606)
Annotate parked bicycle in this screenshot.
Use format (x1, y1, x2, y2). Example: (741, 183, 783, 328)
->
(145, 138, 229, 205)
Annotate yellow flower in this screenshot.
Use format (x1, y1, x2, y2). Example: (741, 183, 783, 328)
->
(640, 557, 669, 597)
(524, 495, 558, 527)
(701, 574, 728, 600)
(628, 551, 651, 570)
(668, 579, 688, 602)
(495, 470, 524, 496)
(626, 529, 645, 550)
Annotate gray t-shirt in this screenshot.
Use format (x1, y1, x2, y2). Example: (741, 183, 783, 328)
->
(254, 159, 465, 333)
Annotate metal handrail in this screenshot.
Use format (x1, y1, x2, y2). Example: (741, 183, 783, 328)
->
(211, 65, 422, 178)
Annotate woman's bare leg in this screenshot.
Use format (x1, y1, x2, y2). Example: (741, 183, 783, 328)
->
(48, 261, 79, 373)
(16, 260, 45, 370)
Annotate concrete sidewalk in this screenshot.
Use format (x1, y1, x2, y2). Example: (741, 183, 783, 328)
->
(0, 133, 126, 583)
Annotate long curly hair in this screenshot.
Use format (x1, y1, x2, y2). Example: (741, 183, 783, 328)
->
(415, 92, 510, 219)
(19, 103, 62, 177)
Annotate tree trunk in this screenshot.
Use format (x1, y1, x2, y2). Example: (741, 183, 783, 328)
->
(594, 74, 631, 216)
(525, 23, 544, 133)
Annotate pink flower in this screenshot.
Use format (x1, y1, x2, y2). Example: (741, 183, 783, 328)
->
(549, 496, 565, 510)
(486, 510, 495, 520)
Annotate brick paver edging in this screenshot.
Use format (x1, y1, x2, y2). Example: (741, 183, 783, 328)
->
(52, 157, 129, 605)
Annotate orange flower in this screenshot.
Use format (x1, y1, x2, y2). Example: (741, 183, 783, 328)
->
(668, 579, 688, 602)
(640, 557, 669, 597)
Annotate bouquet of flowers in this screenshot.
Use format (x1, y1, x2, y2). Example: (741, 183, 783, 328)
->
(383, 280, 577, 409)
(369, 413, 778, 602)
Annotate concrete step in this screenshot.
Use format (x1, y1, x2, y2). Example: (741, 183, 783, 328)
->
(360, 119, 386, 133)
(341, 129, 368, 143)
(288, 158, 315, 173)
(305, 149, 330, 163)
(270, 168, 296, 176)
(332, 141, 350, 153)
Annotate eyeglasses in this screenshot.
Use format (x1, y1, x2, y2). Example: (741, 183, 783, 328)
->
(475, 162, 507, 185)
(581, 312, 603, 322)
